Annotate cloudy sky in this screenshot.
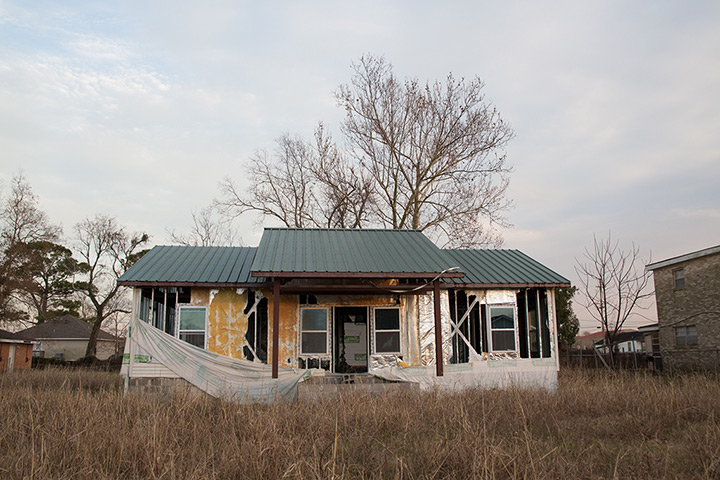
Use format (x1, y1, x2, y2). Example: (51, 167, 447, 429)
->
(1, 1, 719, 330)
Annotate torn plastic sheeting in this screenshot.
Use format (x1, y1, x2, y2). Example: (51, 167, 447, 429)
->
(125, 318, 309, 403)
(372, 361, 558, 391)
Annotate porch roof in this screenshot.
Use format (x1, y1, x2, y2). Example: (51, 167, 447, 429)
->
(250, 228, 463, 279)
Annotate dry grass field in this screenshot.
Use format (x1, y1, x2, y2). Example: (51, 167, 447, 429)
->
(1, 368, 719, 479)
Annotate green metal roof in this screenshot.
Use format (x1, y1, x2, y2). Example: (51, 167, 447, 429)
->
(251, 228, 463, 278)
(118, 246, 263, 286)
(443, 249, 570, 287)
(117, 231, 570, 288)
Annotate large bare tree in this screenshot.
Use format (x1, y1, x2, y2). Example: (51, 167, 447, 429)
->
(575, 233, 652, 367)
(219, 56, 513, 247)
(337, 55, 514, 247)
(73, 215, 149, 358)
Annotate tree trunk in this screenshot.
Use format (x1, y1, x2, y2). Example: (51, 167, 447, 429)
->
(85, 309, 103, 358)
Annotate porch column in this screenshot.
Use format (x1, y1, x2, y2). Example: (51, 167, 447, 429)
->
(433, 279, 444, 376)
(272, 277, 280, 379)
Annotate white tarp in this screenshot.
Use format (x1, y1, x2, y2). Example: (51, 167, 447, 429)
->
(123, 318, 309, 403)
(371, 359, 558, 391)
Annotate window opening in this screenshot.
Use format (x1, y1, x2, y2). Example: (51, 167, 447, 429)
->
(164, 287, 176, 336)
(139, 288, 152, 322)
(299, 294, 318, 305)
(490, 306, 516, 352)
(152, 288, 165, 331)
(177, 287, 191, 304)
(539, 288, 551, 358)
(673, 268, 685, 290)
(374, 308, 401, 354)
(178, 306, 206, 348)
(675, 325, 697, 346)
(527, 289, 540, 357)
(448, 291, 483, 363)
(243, 291, 268, 363)
(517, 291, 529, 358)
(300, 308, 329, 355)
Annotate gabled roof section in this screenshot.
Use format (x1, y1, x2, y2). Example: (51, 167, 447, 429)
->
(118, 245, 264, 287)
(646, 244, 720, 271)
(251, 228, 464, 279)
(0, 329, 34, 344)
(18, 315, 116, 341)
(444, 249, 570, 287)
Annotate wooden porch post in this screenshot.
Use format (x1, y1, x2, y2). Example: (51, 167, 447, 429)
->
(272, 277, 280, 379)
(433, 279, 444, 376)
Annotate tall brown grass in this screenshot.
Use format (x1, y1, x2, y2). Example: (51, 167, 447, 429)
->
(1, 368, 719, 479)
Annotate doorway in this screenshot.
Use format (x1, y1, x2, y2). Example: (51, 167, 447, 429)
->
(333, 307, 368, 374)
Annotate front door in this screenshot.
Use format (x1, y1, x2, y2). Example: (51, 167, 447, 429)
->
(334, 307, 368, 374)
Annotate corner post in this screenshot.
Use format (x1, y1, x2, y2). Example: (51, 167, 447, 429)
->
(272, 277, 280, 379)
(433, 279, 444, 376)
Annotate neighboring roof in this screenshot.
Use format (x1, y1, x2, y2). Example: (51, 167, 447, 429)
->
(637, 323, 659, 333)
(0, 329, 34, 344)
(118, 246, 263, 287)
(576, 331, 605, 340)
(250, 228, 463, 279)
(444, 249, 570, 287)
(646, 244, 720, 271)
(594, 330, 643, 345)
(18, 315, 116, 341)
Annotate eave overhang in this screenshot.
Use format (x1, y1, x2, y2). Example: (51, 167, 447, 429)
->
(250, 271, 464, 279)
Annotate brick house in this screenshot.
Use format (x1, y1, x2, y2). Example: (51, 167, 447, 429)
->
(646, 245, 720, 372)
(0, 329, 34, 372)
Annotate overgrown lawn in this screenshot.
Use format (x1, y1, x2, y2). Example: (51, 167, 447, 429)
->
(1, 368, 718, 479)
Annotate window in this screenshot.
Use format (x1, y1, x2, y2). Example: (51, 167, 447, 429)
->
(490, 306, 516, 351)
(300, 308, 329, 355)
(675, 325, 697, 346)
(673, 268, 685, 289)
(178, 306, 207, 348)
(374, 308, 401, 354)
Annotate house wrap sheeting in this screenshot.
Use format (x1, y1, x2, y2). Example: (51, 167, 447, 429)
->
(122, 318, 309, 402)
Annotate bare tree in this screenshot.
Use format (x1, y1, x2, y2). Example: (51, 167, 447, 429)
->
(336, 55, 514, 247)
(167, 204, 241, 246)
(220, 56, 513, 247)
(575, 233, 652, 368)
(0, 173, 62, 325)
(218, 123, 374, 229)
(73, 215, 149, 358)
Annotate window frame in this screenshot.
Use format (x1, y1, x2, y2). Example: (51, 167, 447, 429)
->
(372, 307, 402, 355)
(177, 305, 208, 349)
(299, 307, 330, 356)
(674, 325, 697, 346)
(488, 305, 517, 352)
